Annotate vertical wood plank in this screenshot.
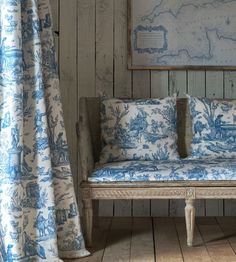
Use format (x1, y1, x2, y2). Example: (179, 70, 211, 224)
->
(132, 71, 150, 98)
(154, 218, 184, 261)
(187, 71, 206, 97)
(96, 0, 114, 96)
(150, 70, 169, 217)
(102, 218, 132, 262)
(59, 0, 78, 193)
(96, 0, 114, 216)
(151, 71, 169, 98)
(169, 70, 187, 217)
(132, 200, 150, 217)
(130, 218, 155, 262)
(114, 0, 132, 98)
(224, 71, 236, 216)
(206, 71, 224, 98)
(169, 71, 187, 98)
(132, 71, 151, 217)
(114, 201, 132, 217)
(205, 71, 224, 217)
(187, 70, 206, 217)
(78, 0, 96, 98)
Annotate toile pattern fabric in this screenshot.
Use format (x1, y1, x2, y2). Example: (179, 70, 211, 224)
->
(0, 0, 89, 261)
(187, 95, 236, 158)
(100, 96, 179, 164)
(89, 158, 236, 182)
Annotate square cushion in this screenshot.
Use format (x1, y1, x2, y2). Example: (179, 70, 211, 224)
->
(187, 95, 236, 158)
(89, 159, 236, 182)
(99, 96, 179, 164)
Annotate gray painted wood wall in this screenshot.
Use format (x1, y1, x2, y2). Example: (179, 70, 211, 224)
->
(50, 0, 236, 217)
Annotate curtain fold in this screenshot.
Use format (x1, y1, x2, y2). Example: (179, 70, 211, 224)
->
(0, 0, 89, 260)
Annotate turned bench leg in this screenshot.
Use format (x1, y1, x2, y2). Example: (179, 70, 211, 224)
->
(185, 199, 195, 247)
(83, 199, 93, 247)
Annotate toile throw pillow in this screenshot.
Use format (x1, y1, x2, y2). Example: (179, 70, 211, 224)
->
(187, 94, 236, 158)
(99, 96, 179, 164)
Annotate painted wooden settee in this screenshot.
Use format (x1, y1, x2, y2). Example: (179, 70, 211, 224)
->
(77, 97, 236, 247)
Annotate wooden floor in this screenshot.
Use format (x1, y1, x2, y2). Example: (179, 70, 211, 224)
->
(65, 217, 236, 262)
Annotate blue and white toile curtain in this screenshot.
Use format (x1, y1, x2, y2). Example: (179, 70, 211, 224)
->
(0, 0, 89, 260)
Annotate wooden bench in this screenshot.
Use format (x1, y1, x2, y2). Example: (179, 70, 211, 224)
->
(77, 97, 236, 247)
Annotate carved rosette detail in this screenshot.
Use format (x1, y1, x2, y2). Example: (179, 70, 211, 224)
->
(185, 187, 196, 199)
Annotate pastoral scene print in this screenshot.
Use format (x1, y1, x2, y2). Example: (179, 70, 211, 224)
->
(99, 96, 179, 163)
(90, 158, 236, 182)
(188, 96, 236, 158)
(0, 0, 89, 260)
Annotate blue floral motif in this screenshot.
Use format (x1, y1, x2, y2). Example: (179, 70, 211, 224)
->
(89, 158, 236, 182)
(100, 96, 179, 163)
(0, 0, 89, 261)
(187, 95, 236, 158)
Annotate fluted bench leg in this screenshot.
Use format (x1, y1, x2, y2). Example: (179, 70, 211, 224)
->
(83, 199, 93, 247)
(185, 199, 195, 247)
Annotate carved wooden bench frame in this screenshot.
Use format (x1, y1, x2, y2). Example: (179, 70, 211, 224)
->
(78, 97, 236, 247)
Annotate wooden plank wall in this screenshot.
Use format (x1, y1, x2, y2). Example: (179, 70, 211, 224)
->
(50, 0, 236, 217)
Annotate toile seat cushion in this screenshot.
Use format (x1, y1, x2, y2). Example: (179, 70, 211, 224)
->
(88, 158, 236, 182)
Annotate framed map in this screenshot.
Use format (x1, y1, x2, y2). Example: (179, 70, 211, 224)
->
(128, 0, 236, 69)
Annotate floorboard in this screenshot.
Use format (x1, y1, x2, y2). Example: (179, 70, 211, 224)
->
(64, 217, 236, 262)
(197, 217, 236, 262)
(130, 218, 155, 262)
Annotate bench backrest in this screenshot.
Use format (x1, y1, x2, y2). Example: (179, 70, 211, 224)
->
(79, 98, 192, 162)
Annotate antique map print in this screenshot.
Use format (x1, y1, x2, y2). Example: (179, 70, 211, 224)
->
(130, 0, 236, 68)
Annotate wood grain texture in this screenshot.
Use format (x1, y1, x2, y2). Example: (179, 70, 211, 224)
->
(78, 0, 96, 98)
(154, 218, 183, 262)
(114, 0, 132, 98)
(59, 0, 78, 192)
(96, 0, 114, 97)
(102, 218, 132, 262)
(216, 217, 236, 253)
(66, 217, 236, 262)
(197, 217, 236, 261)
(130, 218, 155, 262)
(187, 71, 206, 97)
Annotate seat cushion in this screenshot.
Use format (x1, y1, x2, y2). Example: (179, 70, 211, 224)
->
(89, 159, 236, 182)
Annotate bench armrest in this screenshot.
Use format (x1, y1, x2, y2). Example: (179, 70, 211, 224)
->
(77, 98, 95, 181)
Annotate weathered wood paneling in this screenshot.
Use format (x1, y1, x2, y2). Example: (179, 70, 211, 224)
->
(51, 0, 236, 217)
(59, 0, 78, 193)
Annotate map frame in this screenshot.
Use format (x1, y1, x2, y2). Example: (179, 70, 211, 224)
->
(128, 0, 236, 70)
